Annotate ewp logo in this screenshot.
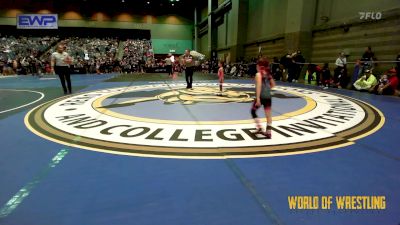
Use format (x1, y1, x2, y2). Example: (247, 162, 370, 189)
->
(17, 14, 58, 29)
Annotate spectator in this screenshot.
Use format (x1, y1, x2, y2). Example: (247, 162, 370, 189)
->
(247, 59, 257, 77)
(335, 52, 346, 74)
(351, 59, 362, 85)
(304, 64, 320, 86)
(286, 53, 296, 82)
(293, 50, 305, 82)
(353, 69, 377, 91)
(361, 46, 375, 74)
(321, 63, 331, 89)
(334, 52, 348, 88)
(280, 53, 291, 81)
(370, 73, 389, 93)
(0, 35, 59, 75)
(271, 57, 282, 80)
(229, 64, 237, 76)
(371, 69, 398, 95)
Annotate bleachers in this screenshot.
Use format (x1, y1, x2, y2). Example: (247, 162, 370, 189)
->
(0, 36, 153, 75)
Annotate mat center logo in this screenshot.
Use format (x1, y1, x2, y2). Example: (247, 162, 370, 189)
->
(101, 86, 254, 107)
(25, 83, 384, 159)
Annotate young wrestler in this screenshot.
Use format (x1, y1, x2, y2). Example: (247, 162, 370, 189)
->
(251, 57, 276, 138)
(218, 61, 224, 95)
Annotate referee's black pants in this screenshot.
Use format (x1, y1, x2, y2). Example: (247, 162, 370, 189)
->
(55, 66, 72, 94)
(185, 66, 193, 88)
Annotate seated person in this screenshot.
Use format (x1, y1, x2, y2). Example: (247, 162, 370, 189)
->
(332, 66, 348, 88)
(369, 74, 388, 93)
(304, 64, 320, 85)
(371, 68, 398, 95)
(321, 63, 331, 89)
(353, 69, 377, 91)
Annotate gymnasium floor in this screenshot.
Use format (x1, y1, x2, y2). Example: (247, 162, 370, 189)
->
(0, 73, 399, 225)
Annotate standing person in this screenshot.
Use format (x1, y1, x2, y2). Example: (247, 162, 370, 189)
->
(293, 50, 305, 82)
(170, 54, 176, 78)
(361, 46, 375, 74)
(351, 59, 361, 85)
(286, 53, 296, 82)
(183, 49, 194, 89)
(217, 61, 224, 95)
(304, 64, 320, 86)
(335, 52, 347, 75)
(251, 57, 275, 139)
(271, 57, 282, 81)
(165, 53, 173, 77)
(51, 44, 72, 95)
(279, 53, 290, 81)
(334, 52, 347, 88)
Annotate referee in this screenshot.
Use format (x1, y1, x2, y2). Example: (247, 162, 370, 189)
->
(51, 44, 72, 94)
(183, 49, 194, 89)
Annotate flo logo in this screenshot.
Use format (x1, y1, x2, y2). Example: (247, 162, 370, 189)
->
(359, 12, 382, 20)
(25, 83, 384, 159)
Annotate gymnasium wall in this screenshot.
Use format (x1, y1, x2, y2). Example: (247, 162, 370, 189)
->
(246, 0, 287, 44)
(217, 22, 227, 49)
(311, 16, 400, 72)
(200, 6, 208, 21)
(237, 0, 400, 67)
(311, 0, 400, 69)
(197, 3, 210, 57)
(199, 34, 209, 56)
(216, 0, 288, 60)
(315, 0, 400, 26)
(243, 38, 286, 60)
(217, 1, 241, 49)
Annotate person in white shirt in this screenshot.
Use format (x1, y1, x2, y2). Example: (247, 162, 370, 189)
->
(165, 53, 173, 77)
(335, 52, 347, 68)
(333, 52, 347, 88)
(182, 49, 194, 88)
(51, 44, 72, 94)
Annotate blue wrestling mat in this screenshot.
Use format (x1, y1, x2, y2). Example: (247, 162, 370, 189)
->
(0, 73, 399, 225)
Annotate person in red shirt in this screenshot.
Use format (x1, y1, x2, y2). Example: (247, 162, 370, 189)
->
(377, 69, 398, 95)
(218, 61, 224, 95)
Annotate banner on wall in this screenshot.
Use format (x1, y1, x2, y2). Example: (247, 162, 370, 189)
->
(17, 14, 58, 29)
(151, 39, 192, 54)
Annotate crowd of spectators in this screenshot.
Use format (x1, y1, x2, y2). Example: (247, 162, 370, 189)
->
(66, 37, 119, 74)
(0, 35, 59, 75)
(196, 47, 399, 96)
(198, 59, 255, 77)
(0, 36, 155, 75)
(43, 37, 121, 74)
(277, 46, 399, 96)
(120, 39, 152, 73)
(1, 35, 399, 96)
